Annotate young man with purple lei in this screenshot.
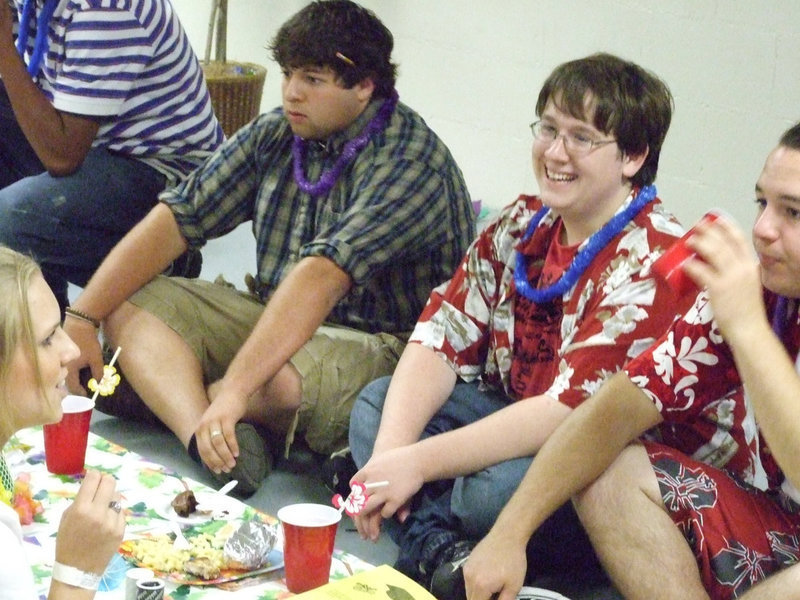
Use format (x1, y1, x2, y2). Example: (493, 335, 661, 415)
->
(348, 53, 692, 597)
(63, 0, 475, 498)
(0, 0, 223, 310)
(465, 122, 800, 599)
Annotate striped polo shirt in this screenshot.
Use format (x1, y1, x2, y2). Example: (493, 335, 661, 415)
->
(13, 0, 224, 182)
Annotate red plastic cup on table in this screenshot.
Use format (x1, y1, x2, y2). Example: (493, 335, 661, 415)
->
(651, 210, 725, 296)
(277, 502, 342, 593)
(43, 395, 94, 474)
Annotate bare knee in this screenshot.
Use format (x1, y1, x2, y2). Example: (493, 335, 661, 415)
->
(574, 443, 661, 525)
(242, 363, 302, 433)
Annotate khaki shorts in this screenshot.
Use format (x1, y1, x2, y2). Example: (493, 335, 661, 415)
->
(129, 276, 406, 455)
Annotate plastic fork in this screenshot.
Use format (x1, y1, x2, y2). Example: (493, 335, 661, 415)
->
(170, 521, 191, 551)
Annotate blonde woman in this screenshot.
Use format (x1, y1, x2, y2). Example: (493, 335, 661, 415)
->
(0, 247, 125, 599)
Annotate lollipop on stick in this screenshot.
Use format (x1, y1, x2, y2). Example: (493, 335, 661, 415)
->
(332, 480, 389, 517)
(87, 346, 122, 401)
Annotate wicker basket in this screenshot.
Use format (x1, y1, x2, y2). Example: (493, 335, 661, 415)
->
(202, 61, 267, 137)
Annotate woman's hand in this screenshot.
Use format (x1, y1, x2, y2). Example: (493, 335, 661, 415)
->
(54, 470, 126, 575)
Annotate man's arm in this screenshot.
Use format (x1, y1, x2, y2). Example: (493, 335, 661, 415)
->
(65, 203, 188, 387)
(684, 217, 800, 487)
(464, 372, 662, 600)
(726, 320, 800, 488)
(0, 2, 98, 174)
(353, 370, 572, 540)
(194, 255, 353, 472)
(370, 344, 458, 454)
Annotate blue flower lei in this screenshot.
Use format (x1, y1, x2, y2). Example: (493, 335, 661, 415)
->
(292, 89, 399, 196)
(514, 184, 657, 303)
(15, 0, 58, 77)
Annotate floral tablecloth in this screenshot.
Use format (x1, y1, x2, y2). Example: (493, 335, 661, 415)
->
(6, 426, 372, 599)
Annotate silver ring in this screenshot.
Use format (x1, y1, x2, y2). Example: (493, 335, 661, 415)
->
(108, 500, 122, 513)
(210, 430, 222, 438)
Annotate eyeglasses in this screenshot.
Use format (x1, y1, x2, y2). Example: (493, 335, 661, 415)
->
(530, 120, 616, 155)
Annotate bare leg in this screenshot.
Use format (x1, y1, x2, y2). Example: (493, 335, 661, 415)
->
(105, 301, 209, 449)
(738, 562, 800, 599)
(237, 362, 302, 437)
(573, 443, 710, 600)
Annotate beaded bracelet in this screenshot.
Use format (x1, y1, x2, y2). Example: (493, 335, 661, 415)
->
(64, 307, 101, 329)
(51, 561, 101, 590)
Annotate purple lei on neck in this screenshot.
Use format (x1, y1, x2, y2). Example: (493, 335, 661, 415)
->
(292, 90, 399, 196)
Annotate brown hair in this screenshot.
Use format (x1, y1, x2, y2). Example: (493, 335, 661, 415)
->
(536, 52, 673, 188)
(780, 122, 800, 150)
(270, 0, 398, 98)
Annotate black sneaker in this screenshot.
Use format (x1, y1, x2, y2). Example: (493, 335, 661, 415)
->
(165, 248, 203, 278)
(320, 447, 358, 498)
(429, 540, 475, 600)
(210, 422, 272, 499)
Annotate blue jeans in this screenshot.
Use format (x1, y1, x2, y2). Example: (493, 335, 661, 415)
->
(350, 376, 601, 582)
(0, 81, 165, 309)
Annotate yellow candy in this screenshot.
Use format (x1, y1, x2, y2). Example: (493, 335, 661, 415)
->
(87, 365, 121, 397)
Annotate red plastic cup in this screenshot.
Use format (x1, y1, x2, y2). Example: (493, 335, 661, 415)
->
(277, 503, 341, 593)
(43, 395, 94, 474)
(651, 210, 723, 296)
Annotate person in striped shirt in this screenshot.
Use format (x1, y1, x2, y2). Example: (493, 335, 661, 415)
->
(63, 0, 475, 498)
(0, 0, 223, 311)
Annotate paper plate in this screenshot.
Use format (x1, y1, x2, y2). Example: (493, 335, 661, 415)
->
(120, 535, 284, 586)
(154, 492, 245, 525)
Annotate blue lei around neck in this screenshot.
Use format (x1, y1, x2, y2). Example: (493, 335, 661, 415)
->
(514, 184, 657, 303)
(16, 0, 58, 77)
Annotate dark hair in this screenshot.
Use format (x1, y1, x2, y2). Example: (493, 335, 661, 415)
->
(535, 53, 673, 188)
(270, 0, 397, 98)
(779, 122, 800, 151)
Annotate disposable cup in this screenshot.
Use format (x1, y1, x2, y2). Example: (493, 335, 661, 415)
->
(125, 568, 154, 600)
(43, 395, 94, 474)
(651, 210, 723, 296)
(277, 503, 341, 593)
(135, 578, 165, 600)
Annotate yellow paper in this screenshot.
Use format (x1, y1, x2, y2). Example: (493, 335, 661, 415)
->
(293, 564, 435, 600)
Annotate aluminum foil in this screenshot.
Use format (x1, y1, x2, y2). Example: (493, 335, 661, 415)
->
(223, 521, 278, 570)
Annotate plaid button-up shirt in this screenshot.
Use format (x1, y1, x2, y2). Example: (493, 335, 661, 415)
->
(161, 97, 476, 334)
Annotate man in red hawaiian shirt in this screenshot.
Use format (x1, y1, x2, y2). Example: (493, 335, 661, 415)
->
(346, 53, 693, 597)
(465, 122, 800, 600)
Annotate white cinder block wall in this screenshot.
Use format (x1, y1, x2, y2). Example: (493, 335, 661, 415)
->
(170, 0, 800, 283)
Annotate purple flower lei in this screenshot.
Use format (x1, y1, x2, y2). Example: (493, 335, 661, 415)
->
(292, 89, 399, 196)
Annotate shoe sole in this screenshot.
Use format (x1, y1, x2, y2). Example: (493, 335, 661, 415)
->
(212, 423, 271, 498)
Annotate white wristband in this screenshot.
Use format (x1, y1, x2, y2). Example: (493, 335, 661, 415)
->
(51, 561, 102, 590)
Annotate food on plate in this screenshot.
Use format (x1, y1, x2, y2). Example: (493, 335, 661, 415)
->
(126, 531, 226, 577)
(184, 556, 221, 580)
(122, 521, 278, 582)
(171, 490, 198, 517)
(224, 521, 279, 570)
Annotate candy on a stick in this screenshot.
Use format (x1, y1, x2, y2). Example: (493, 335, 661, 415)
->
(87, 346, 122, 400)
(332, 480, 389, 517)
